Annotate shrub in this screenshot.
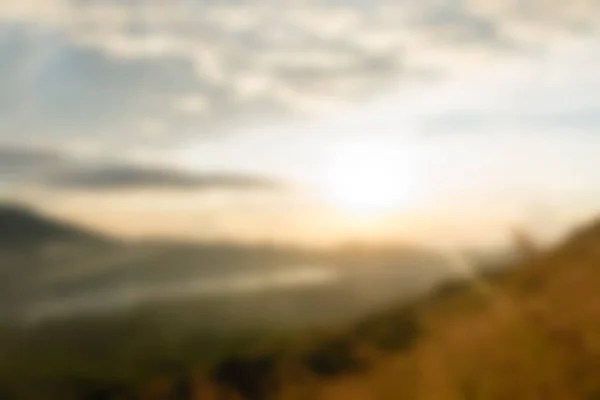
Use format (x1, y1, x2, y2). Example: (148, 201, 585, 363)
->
(354, 307, 421, 352)
(303, 337, 363, 377)
(213, 353, 279, 400)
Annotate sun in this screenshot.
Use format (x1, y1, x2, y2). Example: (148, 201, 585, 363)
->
(320, 139, 418, 215)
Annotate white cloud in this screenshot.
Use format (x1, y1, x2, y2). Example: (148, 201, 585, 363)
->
(0, 0, 599, 150)
(0, 25, 203, 142)
(172, 95, 211, 115)
(0, 0, 71, 24)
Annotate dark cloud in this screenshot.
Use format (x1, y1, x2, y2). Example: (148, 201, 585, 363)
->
(42, 164, 284, 191)
(0, 146, 65, 169)
(0, 144, 283, 192)
(0, 145, 69, 185)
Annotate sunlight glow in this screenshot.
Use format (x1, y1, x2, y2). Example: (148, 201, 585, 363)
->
(320, 139, 419, 215)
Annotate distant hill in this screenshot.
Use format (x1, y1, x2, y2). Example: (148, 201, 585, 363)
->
(0, 202, 456, 327)
(0, 203, 106, 248)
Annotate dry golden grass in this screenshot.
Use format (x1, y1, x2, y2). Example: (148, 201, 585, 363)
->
(249, 221, 600, 400)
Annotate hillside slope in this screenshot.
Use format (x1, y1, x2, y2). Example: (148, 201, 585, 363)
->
(180, 218, 600, 400)
(2, 214, 598, 399)
(270, 218, 600, 400)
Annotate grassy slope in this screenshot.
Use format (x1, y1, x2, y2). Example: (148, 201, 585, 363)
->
(277, 219, 600, 400)
(210, 218, 600, 400)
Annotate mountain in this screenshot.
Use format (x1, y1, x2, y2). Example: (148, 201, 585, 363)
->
(7, 203, 580, 399)
(3, 214, 590, 400)
(0, 203, 106, 249)
(0, 203, 456, 327)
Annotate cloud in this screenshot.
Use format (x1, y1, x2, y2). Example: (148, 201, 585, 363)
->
(417, 40, 600, 134)
(0, 145, 69, 185)
(0, 0, 599, 149)
(41, 164, 283, 191)
(0, 17, 400, 145)
(0, 145, 65, 169)
(0, 143, 283, 193)
(0, 24, 206, 142)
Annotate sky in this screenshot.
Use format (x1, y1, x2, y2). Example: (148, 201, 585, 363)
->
(1, 0, 600, 248)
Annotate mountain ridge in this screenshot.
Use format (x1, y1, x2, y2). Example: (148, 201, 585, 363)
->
(0, 203, 107, 248)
